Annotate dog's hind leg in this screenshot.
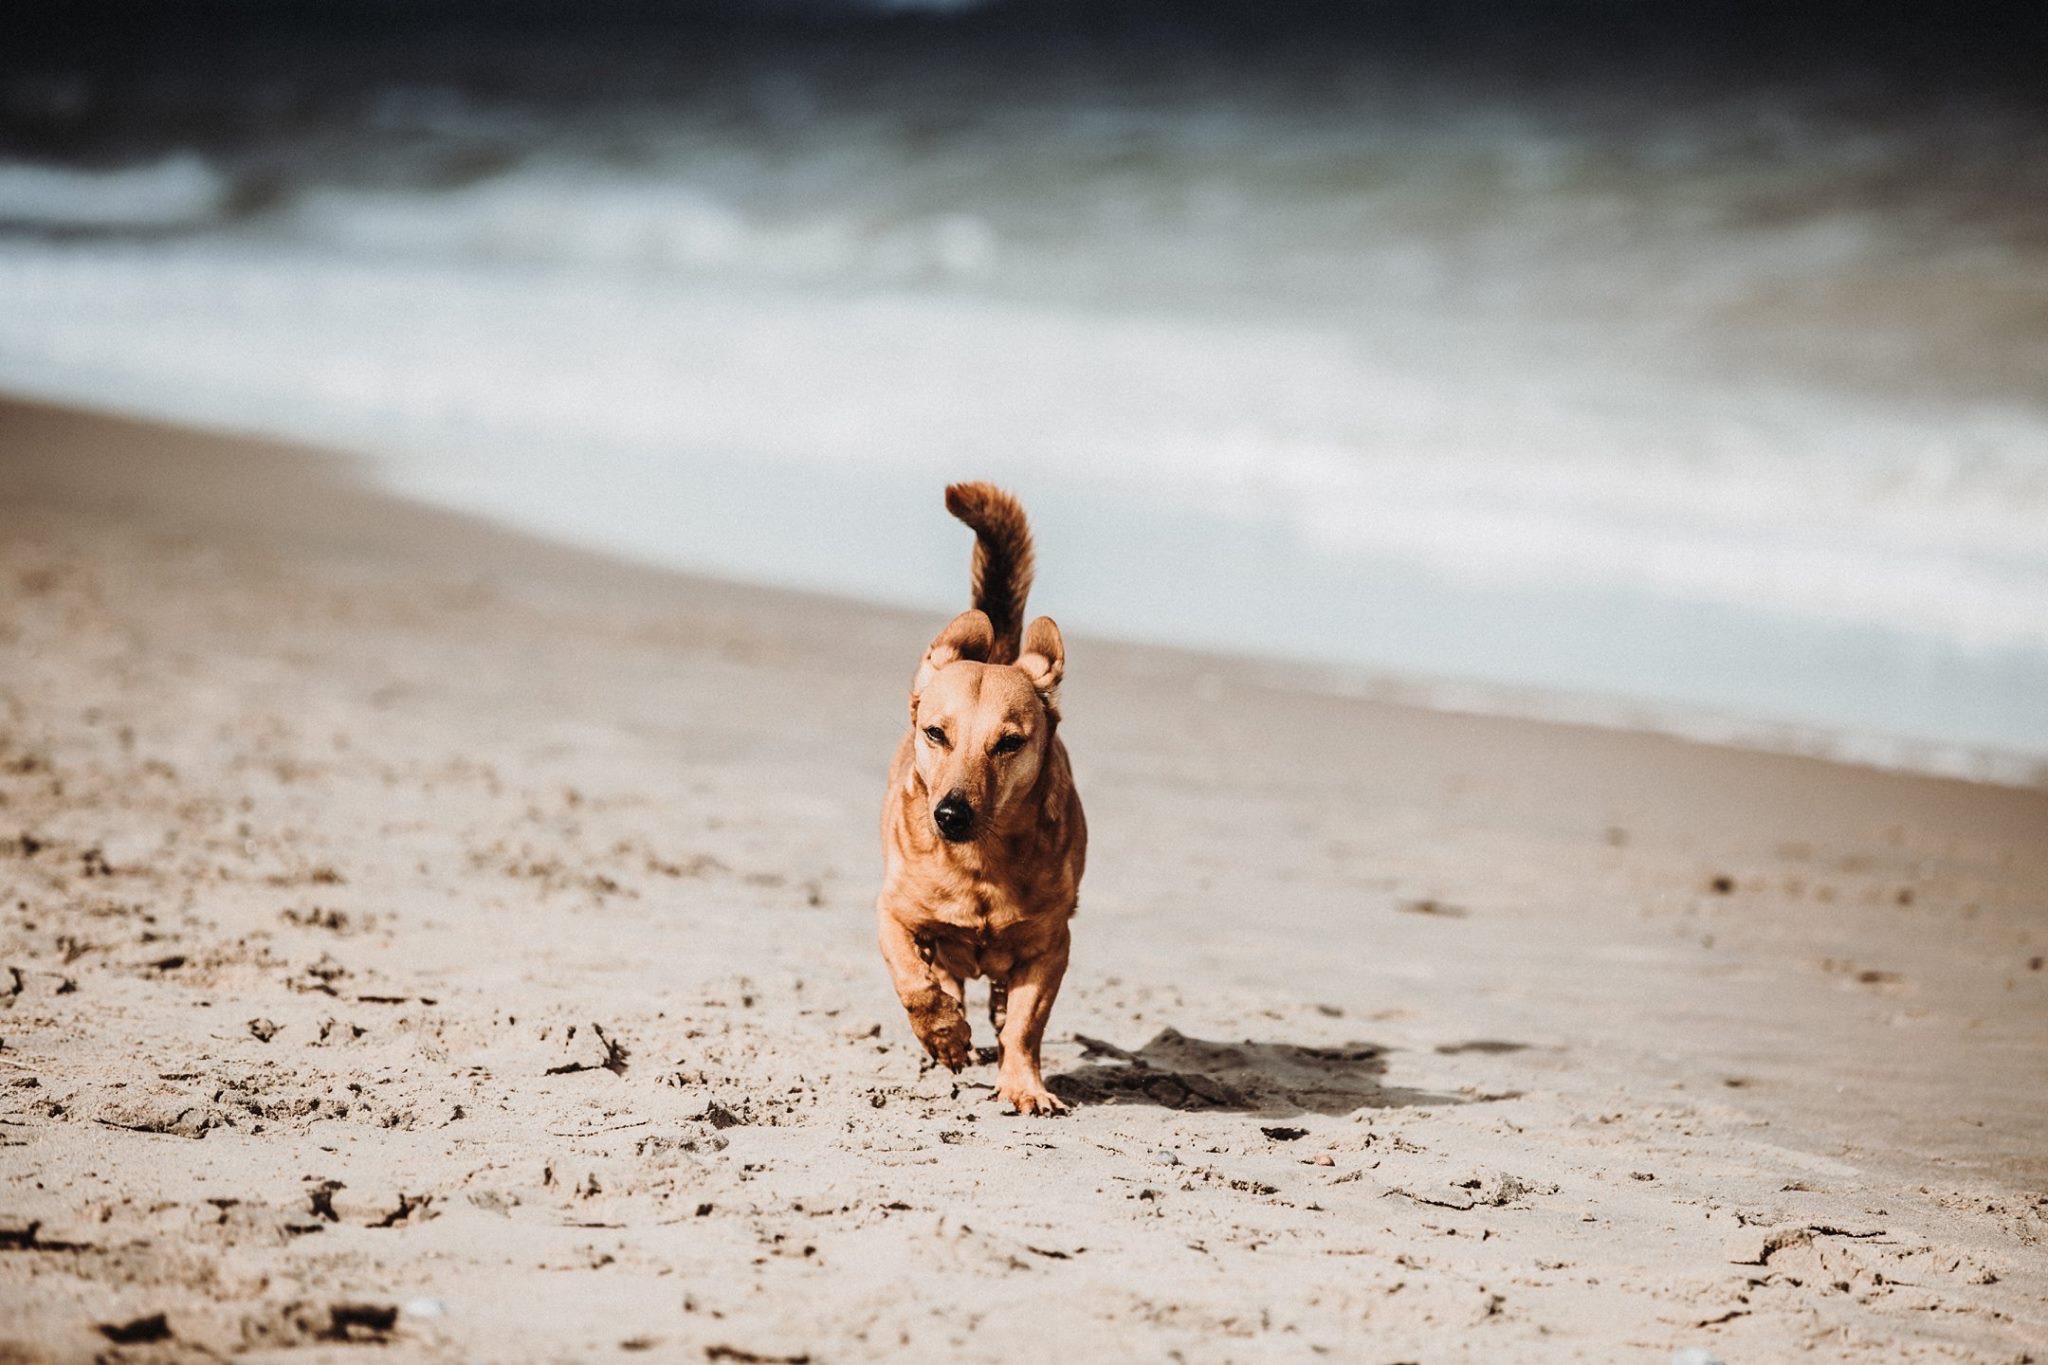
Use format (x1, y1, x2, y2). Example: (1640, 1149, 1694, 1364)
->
(988, 981, 1009, 1060)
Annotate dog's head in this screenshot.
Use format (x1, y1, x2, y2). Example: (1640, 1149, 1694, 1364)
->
(906, 609, 1065, 844)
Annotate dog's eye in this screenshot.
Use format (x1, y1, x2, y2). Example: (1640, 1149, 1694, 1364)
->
(922, 725, 949, 747)
(992, 733, 1026, 755)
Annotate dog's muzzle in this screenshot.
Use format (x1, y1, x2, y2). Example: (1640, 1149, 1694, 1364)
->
(933, 794, 976, 843)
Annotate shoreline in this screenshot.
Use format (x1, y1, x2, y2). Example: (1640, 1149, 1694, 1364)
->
(5, 381, 2041, 793)
(2, 394, 2045, 1359)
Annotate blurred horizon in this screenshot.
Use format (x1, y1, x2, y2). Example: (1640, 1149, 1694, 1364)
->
(4, 0, 2046, 781)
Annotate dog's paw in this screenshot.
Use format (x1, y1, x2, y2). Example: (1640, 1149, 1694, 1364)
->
(903, 988, 972, 1071)
(915, 1014, 973, 1072)
(995, 1079, 1069, 1116)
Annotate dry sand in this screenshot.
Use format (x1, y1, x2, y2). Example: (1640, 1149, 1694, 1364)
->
(0, 396, 2044, 1362)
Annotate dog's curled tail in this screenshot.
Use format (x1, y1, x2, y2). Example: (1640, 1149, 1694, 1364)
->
(944, 481, 1035, 664)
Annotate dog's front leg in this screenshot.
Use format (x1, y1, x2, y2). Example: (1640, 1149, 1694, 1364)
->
(994, 927, 1070, 1116)
(877, 907, 972, 1071)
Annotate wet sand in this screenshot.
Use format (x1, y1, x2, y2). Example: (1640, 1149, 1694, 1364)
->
(0, 396, 2043, 1361)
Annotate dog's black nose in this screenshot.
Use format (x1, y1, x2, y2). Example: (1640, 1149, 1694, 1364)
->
(933, 795, 976, 842)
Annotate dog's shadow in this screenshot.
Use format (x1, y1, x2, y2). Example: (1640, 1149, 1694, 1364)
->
(1048, 1027, 1470, 1116)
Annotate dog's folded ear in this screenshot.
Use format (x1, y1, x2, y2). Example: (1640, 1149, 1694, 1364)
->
(912, 610, 996, 702)
(1018, 616, 1065, 715)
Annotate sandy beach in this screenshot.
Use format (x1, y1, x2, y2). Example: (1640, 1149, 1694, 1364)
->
(1, 395, 2044, 1361)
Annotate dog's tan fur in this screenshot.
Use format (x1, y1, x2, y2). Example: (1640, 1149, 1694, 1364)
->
(877, 483, 1086, 1115)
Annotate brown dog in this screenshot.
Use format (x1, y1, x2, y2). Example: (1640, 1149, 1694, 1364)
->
(877, 483, 1086, 1116)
